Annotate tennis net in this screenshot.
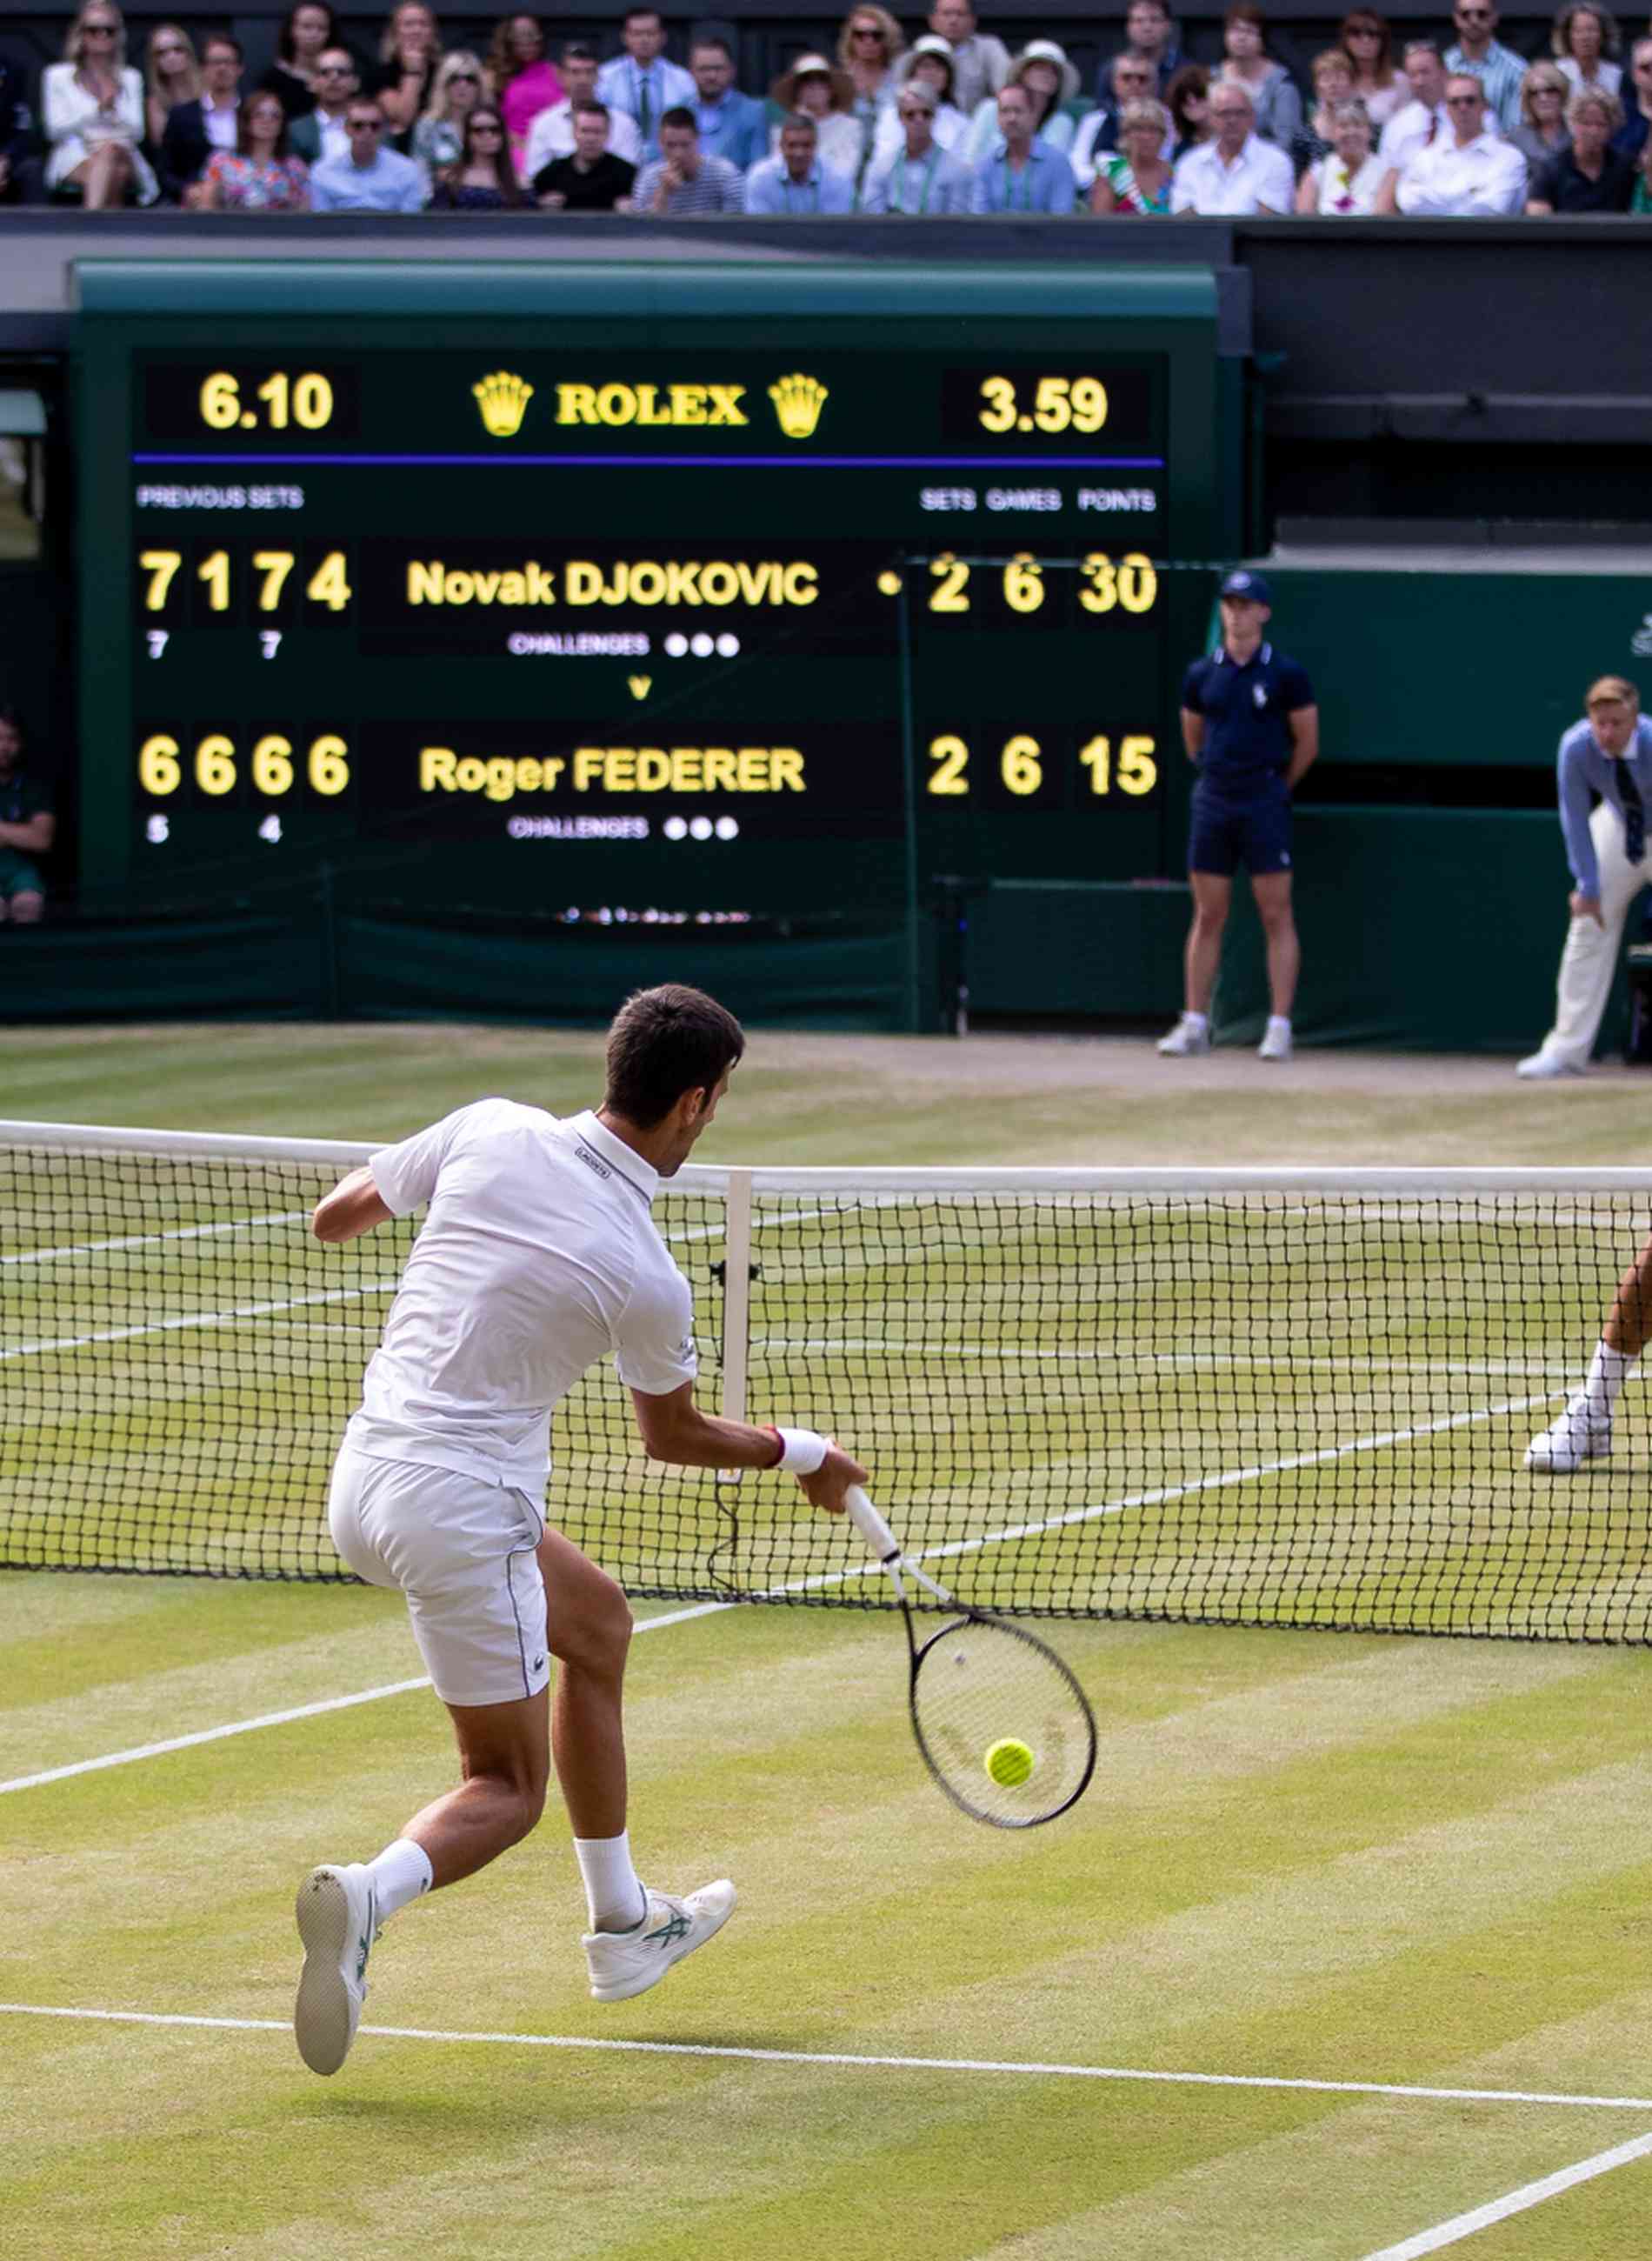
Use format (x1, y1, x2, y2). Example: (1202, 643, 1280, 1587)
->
(3, 1119, 1649, 1642)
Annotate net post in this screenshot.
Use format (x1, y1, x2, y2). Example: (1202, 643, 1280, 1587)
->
(715, 1168, 753, 1486)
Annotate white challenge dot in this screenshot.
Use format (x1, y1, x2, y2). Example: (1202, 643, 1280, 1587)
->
(716, 633, 740, 657)
(663, 815, 688, 840)
(689, 815, 713, 840)
(690, 632, 714, 657)
(664, 633, 688, 657)
(715, 815, 739, 840)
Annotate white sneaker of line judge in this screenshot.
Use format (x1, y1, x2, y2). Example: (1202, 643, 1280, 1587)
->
(1525, 1391, 1614, 1472)
(1156, 1011, 1210, 1057)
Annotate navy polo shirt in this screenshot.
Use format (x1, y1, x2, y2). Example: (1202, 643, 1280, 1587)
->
(1182, 641, 1315, 796)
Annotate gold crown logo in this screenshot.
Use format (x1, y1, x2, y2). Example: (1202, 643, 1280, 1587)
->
(768, 372, 829, 442)
(472, 370, 535, 439)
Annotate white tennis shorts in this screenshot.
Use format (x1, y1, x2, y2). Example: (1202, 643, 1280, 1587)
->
(327, 1446, 551, 1709)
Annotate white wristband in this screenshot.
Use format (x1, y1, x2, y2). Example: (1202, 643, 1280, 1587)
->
(771, 1426, 828, 1475)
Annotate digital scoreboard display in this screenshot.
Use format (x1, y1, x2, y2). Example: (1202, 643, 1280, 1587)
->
(77, 262, 1233, 926)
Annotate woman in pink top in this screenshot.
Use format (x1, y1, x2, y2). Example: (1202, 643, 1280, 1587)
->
(486, 12, 562, 174)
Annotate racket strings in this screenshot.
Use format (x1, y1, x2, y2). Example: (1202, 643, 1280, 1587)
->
(910, 1616, 1096, 1826)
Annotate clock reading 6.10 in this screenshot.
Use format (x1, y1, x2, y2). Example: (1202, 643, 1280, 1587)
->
(197, 370, 336, 432)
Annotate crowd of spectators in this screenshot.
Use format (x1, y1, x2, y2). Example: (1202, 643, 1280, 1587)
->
(3, 0, 1650, 213)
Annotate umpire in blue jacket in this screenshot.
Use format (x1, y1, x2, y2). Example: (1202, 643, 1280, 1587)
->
(1157, 570, 1319, 1062)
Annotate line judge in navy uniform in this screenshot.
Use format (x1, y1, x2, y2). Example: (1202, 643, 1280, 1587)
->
(1157, 570, 1319, 1062)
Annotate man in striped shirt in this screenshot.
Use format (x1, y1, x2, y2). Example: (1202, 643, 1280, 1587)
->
(1443, 0, 1527, 131)
(1518, 676, 1652, 1077)
(634, 106, 745, 212)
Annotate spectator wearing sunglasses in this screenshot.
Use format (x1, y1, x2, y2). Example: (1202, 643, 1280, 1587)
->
(158, 30, 243, 204)
(1072, 50, 1166, 187)
(143, 23, 197, 148)
(43, 3, 160, 206)
(310, 95, 427, 205)
(1526, 82, 1635, 201)
(1443, 0, 1527, 131)
(1340, 10, 1402, 125)
(290, 46, 359, 163)
(414, 50, 485, 169)
(430, 103, 524, 203)
(260, 3, 344, 123)
(861, 79, 971, 207)
(1376, 70, 1526, 205)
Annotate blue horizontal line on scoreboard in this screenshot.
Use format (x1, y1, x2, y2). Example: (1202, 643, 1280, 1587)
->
(131, 452, 1168, 470)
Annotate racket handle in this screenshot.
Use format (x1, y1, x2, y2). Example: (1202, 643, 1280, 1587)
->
(844, 1485, 901, 1564)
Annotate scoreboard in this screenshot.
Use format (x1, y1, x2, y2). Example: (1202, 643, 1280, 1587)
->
(76, 260, 1236, 945)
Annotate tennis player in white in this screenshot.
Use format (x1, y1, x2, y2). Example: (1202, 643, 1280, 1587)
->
(294, 984, 868, 2076)
(1526, 1224, 1652, 1471)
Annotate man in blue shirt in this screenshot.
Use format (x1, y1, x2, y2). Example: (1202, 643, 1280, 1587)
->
(746, 113, 856, 212)
(1517, 675, 1652, 1077)
(1158, 569, 1319, 1062)
(596, 9, 696, 162)
(969, 81, 1076, 211)
(310, 101, 425, 210)
(688, 37, 766, 171)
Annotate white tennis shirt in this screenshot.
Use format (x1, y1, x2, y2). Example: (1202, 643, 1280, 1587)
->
(345, 1098, 697, 1504)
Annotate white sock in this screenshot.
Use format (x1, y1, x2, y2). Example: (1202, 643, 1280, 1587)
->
(1266, 1015, 1291, 1035)
(364, 1837, 434, 1920)
(1584, 1341, 1636, 1413)
(574, 1831, 647, 1933)
(1183, 1010, 1209, 1032)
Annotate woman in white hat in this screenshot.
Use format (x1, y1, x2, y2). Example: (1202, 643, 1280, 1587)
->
(962, 37, 1080, 164)
(767, 50, 863, 177)
(881, 32, 971, 148)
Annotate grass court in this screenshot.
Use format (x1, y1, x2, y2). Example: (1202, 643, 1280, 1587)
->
(4, 1024, 1652, 2258)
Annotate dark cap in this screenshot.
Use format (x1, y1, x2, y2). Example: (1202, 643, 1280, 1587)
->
(1219, 568, 1271, 604)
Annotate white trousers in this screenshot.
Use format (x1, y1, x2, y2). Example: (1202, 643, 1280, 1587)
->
(1535, 803, 1650, 1068)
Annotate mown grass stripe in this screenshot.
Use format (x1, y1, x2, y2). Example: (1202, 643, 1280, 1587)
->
(0, 1598, 729, 1794)
(4, 2003, 1652, 2112)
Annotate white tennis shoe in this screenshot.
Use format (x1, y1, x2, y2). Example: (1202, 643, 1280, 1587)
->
(294, 1862, 378, 2076)
(1257, 1021, 1293, 1063)
(583, 1880, 736, 2004)
(1524, 1394, 1614, 1473)
(1515, 1050, 1583, 1079)
(1156, 1015, 1210, 1057)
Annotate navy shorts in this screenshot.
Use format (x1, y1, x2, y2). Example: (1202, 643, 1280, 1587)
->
(1188, 784, 1292, 878)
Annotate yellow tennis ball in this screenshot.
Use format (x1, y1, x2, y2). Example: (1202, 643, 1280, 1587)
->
(985, 1737, 1035, 1788)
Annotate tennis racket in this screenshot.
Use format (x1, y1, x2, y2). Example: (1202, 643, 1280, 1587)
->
(844, 1486, 1097, 1828)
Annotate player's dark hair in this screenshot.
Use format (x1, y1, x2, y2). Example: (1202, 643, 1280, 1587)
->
(604, 984, 745, 1127)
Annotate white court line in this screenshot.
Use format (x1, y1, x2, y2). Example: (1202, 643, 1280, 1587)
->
(0, 1278, 401, 1362)
(1360, 2126, 1652, 2258)
(0, 1599, 727, 1797)
(4, 2004, 1652, 2115)
(3, 1211, 310, 1268)
(0, 1387, 1560, 1794)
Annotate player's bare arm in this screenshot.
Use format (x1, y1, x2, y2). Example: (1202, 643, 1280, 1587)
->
(1284, 704, 1320, 790)
(311, 1166, 394, 1243)
(630, 1380, 868, 1510)
(1180, 707, 1205, 762)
